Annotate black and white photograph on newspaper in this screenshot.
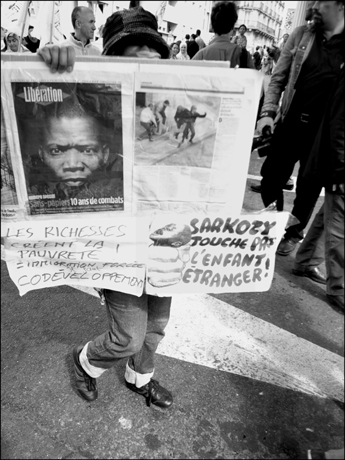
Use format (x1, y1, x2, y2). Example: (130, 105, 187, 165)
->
(1, 101, 18, 209)
(12, 82, 124, 215)
(135, 91, 220, 168)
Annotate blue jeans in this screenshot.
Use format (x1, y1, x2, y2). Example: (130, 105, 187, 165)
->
(294, 188, 344, 296)
(85, 290, 171, 376)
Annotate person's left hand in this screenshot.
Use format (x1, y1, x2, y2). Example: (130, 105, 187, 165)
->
(37, 45, 76, 73)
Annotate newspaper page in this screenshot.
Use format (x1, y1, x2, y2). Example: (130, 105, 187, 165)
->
(1, 99, 23, 220)
(133, 66, 262, 215)
(2, 56, 288, 299)
(1, 57, 136, 225)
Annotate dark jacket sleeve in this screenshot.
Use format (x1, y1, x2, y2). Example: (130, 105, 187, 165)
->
(303, 67, 344, 189)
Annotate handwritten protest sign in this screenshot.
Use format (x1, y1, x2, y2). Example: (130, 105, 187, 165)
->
(146, 212, 290, 296)
(3, 216, 150, 296)
(2, 56, 282, 299)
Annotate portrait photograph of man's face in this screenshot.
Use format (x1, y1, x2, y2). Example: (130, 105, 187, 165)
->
(12, 82, 124, 215)
(39, 115, 110, 188)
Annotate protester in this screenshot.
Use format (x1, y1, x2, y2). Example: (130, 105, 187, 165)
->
(61, 6, 101, 56)
(139, 103, 157, 142)
(292, 64, 344, 311)
(176, 40, 190, 60)
(279, 33, 290, 51)
(195, 29, 206, 50)
(260, 47, 274, 75)
(186, 34, 199, 59)
(94, 24, 104, 52)
(22, 25, 40, 53)
(169, 42, 179, 59)
(38, 6, 183, 409)
(192, 1, 253, 68)
(255, 0, 344, 256)
(231, 24, 247, 48)
(3, 28, 30, 53)
(252, 46, 262, 70)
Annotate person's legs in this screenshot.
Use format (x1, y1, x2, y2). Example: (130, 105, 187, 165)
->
(324, 188, 344, 308)
(140, 121, 153, 140)
(83, 290, 150, 374)
(189, 123, 196, 142)
(75, 291, 173, 406)
(126, 295, 171, 386)
(294, 204, 325, 269)
(73, 290, 149, 402)
(156, 112, 163, 134)
(292, 204, 326, 284)
(283, 175, 323, 242)
(125, 295, 173, 408)
(260, 119, 299, 210)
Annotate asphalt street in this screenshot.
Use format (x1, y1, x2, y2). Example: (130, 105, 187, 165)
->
(1, 152, 344, 459)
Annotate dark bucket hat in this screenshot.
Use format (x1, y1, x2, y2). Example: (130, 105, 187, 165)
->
(102, 6, 170, 59)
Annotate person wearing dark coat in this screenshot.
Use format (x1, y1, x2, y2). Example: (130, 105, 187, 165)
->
(186, 34, 199, 59)
(292, 65, 344, 311)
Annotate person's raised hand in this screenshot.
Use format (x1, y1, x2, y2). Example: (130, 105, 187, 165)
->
(256, 116, 274, 136)
(37, 45, 76, 73)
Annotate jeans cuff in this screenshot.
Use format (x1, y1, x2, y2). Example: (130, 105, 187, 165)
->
(80, 342, 107, 378)
(125, 362, 154, 388)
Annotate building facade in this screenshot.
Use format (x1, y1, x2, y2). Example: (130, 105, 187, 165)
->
(231, 1, 285, 53)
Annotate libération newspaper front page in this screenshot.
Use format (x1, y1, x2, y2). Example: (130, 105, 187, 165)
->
(1, 55, 289, 297)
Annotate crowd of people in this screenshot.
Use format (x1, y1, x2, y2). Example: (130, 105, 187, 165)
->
(1, 1, 344, 458)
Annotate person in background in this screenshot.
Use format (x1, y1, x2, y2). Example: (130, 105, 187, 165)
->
(292, 63, 344, 311)
(252, 45, 262, 70)
(169, 41, 179, 59)
(195, 29, 206, 50)
(61, 6, 101, 56)
(22, 25, 40, 53)
(260, 47, 274, 75)
(37, 6, 184, 410)
(186, 33, 199, 59)
(94, 24, 104, 52)
(255, 0, 344, 256)
(232, 23, 247, 49)
(3, 29, 30, 53)
(280, 33, 290, 51)
(176, 40, 190, 60)
(192, 1, 253, 68)
(251, 2, 315, 196)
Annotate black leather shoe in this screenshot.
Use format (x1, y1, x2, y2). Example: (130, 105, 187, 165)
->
(277, 238, 299, 256)
(126, 379, 173, 409)
(292, 267, 326, 285)
(326, 294, 344, 310)
(72, 346, 98, 402)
